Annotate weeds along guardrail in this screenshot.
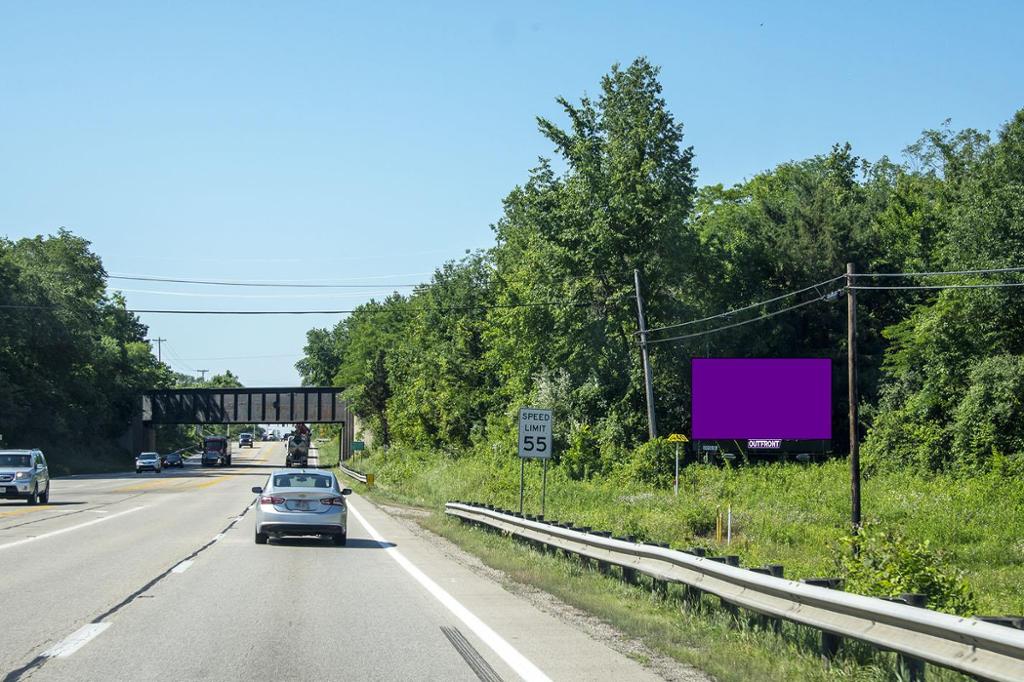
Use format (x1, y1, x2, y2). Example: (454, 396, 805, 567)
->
(338, 462, 368, 484)
(446, 501, 1024, 682)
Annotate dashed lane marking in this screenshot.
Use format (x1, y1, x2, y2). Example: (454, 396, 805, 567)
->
(42, 623, 111, 659)
(0, 506, 148, 552)
(171, 559, 194, 574)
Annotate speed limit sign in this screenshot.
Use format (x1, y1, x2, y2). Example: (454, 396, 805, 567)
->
(518, 407, 553, 459)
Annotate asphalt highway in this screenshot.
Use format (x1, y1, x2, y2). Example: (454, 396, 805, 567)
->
(0, 442, 666, 681)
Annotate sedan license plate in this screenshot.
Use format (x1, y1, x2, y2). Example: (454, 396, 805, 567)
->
(293, 501, 312, 511)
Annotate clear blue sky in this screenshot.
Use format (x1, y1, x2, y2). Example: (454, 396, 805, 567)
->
(2, 1, 1021, 386)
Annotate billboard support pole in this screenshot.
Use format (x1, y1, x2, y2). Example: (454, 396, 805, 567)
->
(847, 262, 861, 534)
(634, 269, 658, 440)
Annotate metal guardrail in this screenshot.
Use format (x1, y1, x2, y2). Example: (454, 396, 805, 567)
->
(446, 502, 1024, 682)
(338, 462, 368, 484)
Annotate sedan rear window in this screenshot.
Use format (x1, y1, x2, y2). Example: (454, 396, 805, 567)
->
(273, 474, 333, 489)
(0, 454, 31, 467)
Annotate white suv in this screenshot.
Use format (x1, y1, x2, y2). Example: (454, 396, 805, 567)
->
(0, 449, 51, 505)
(135, 452, 162, 474)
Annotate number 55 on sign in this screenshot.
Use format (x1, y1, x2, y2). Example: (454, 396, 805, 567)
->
(518, 408, 553, 459)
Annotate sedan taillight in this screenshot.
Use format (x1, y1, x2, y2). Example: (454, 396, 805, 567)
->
(320, 497, 345, 506)
(260, 495, 285, 505)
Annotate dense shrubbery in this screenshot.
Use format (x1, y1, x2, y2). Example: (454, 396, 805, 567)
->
(840, 524, 976, 615)
(299, 58, 1024, 477)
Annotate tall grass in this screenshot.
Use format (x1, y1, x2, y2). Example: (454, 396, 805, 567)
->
(354, 447, 1024, 614)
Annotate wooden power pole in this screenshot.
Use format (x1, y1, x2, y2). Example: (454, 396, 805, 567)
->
(847, 262, 861, 530)
(634, 269, 658, 440)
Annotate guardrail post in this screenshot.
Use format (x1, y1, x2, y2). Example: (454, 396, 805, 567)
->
(591, 532, 612, 574)
(803, 579, 843, 664)
(576, 528, 592, 568)
(899, 593, 927, 681)
(748, 568, 772, 629)
(651, 543, 669, 598)
(558, 524, 575, 559)
(761, 564, 785, 633)
(617, 536, 638, 584)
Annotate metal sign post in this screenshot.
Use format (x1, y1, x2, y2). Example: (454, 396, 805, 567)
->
(674, 444, 679, 496)
(518, 407, 554, 516)
(667, 433, 688, 496)
(519, 457, 525, 515)
(541, 458, 548, 517)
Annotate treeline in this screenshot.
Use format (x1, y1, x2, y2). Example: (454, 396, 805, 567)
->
(0, 231, 250, 469)
(0, 231, 170, 466)
(298, 58, 1024, 477)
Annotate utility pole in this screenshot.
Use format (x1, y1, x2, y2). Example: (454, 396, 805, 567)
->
(634, 269, 658, 440)
(197, 369, 209, 382)
(847, 262, 861, 531)
(151, 337, 166, 362)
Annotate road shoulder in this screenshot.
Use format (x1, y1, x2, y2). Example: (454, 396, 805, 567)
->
(351, 494, 709, 682)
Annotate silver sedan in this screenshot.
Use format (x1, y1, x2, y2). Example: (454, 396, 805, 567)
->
(252, 469, 351, 546)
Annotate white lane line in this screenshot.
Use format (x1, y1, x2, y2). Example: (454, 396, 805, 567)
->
(347, 504, 551, 682)
(0, 506, 148, 552)
(171, 559, 194, 574)
(43, 623, 111, 658)
(211, 533, 224, 542)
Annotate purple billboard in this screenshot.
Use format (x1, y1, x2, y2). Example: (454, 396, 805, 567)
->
(691, 358, 832, 440)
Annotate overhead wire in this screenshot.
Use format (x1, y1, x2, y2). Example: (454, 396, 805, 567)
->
(850, 282, 1024, 291)
(851, 266, 1024, 278)
(641, 265, 1024, 347)
(645, 296, 827, 345)
(0, 295, 629, 315)
(643, 274, 846, 335)
(160, 340, 197, 374)
(108, 275, 423, 288)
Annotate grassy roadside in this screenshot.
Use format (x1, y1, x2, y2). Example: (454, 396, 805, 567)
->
(334, 446, 1024, 681)
(346, 448, 1024, 615)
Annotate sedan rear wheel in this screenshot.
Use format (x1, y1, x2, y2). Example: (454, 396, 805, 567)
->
(332, 532, 347, 547)
(255, 528, 269, 545)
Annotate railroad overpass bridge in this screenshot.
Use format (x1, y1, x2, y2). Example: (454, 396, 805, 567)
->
(132, 386, 354, 461)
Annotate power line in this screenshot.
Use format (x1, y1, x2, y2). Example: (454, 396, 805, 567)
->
(0, 297, 625, 315)
(109, 275, 424, 289)
(646, 296, 827, 345)
(852, 266, 1024, 278)
(850, 282, 1024, 291)
(108, 269, 635, 290)
(110, 287, 403, 300)
(177, 353, 301, 361)
(161, 341, 196, 374)
(643, 275, 845, 335)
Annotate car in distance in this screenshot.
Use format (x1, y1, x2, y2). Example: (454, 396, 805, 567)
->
(163, 452, 185, 468)
(136, 452, 162, 474)
(238, 432, 254, 448)
(0, 449, 51, 505)
(252, 469, 351, 546)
